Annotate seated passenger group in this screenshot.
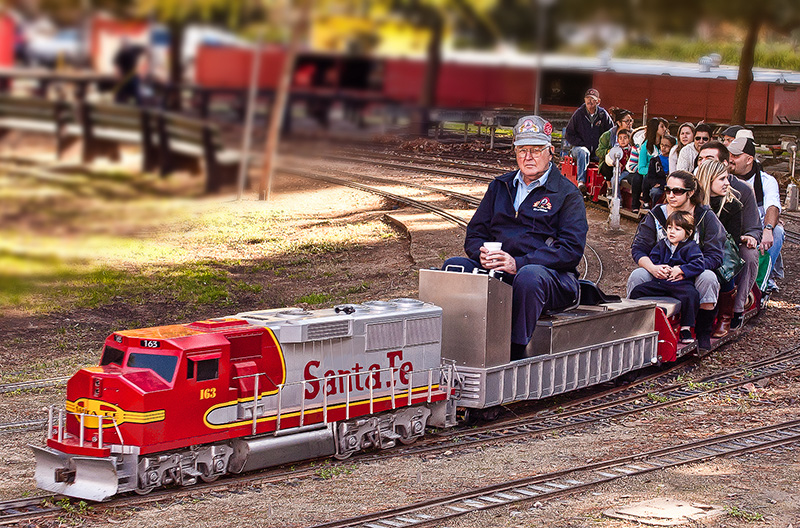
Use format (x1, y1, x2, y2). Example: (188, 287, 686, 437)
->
(624, 121, 784, 351)
(573, 92, 784, 349)
(445, 99, 783, 357)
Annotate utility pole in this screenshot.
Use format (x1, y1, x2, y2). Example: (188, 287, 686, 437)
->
(258, 0, 310, 201)
(238, 32, 263, 200)
(533, 0, 555, 115)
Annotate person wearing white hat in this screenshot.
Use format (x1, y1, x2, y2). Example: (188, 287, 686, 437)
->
(728, 137, 784, 292)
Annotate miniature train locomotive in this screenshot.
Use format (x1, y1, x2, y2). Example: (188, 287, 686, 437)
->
(31, 269, 757, 501)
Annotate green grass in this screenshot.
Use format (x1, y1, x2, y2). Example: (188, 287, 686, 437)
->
(0, 184, 395, 315)
(725, 505, 765, 522)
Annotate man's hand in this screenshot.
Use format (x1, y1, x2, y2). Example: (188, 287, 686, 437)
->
(648, 263, 672, 280)
(759, 228, 774, 253)
(741, 235, 757, 250)
(480, 247, 517, 275)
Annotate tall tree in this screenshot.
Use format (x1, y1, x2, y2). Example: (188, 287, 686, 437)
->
(701, 0, 800, 125)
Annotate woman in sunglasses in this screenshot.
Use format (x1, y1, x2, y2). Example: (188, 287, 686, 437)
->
(627, 170, 727, 352)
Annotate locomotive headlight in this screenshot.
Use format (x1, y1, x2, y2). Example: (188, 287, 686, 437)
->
(92, 377, 102, 397)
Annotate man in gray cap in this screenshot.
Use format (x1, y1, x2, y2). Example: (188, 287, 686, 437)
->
(443, 116, 588, 359)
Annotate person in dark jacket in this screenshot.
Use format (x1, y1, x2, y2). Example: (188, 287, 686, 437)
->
(630, 211, 704, 341)
(697, 141, 761, 329)
(642, 134, 676, 206)
(113, 40, 145, 105)
(626, 170, 726, 352)
(443, 115, 588, 359)
(564, 88, 614, 192)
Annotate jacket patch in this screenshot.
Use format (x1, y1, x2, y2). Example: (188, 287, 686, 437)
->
(531, 197, 552, 212)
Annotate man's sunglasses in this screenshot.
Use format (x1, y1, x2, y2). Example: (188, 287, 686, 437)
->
(694, 136, 711, 142)
(664, 186, 690, 196)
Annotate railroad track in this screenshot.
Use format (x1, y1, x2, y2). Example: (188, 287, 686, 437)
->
(0, 419, 47, 434)
(9, 337, 791, 525)
(308, 419, 800, 528)
(784, 227, 800, 245)
(365, 344, 799, 458)
(0, 376, 70, 394)
(277, 166, 602, 284)
(0, 496, 59, 525)
(287, 148, 643, 227)
(285, 155, 484, 207)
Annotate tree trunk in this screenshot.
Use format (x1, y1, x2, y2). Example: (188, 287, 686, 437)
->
(414, 9, 443, 137)
(167, 21, 184, 110)
(731, 14, 762, 125)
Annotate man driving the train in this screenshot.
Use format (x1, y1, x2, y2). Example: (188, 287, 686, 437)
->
(443, 115, 588, 360)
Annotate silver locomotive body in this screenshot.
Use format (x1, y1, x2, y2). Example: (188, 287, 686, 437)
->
(419, 269, 659, 408)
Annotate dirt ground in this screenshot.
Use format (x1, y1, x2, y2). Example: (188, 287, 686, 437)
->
(1, 145, 799, 528)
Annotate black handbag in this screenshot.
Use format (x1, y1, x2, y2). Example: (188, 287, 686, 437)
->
(715, 232, 745, 283)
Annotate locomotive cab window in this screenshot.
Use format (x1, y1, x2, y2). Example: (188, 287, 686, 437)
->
(100, 346, 125, 366)
(187, 357, 219, 382)
(127, 352, 178, 383)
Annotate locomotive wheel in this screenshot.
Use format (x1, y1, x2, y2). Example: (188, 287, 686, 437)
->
(134, 486, 155, 495)
(399, 435, 421, 446)
(333, 450, 353, 460)
(200, 472, 220, 483)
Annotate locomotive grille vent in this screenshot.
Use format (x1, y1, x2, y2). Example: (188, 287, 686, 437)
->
(306, 321, 351, 341)
(405, 317, 441, 346)
(366, 321, 403, 351)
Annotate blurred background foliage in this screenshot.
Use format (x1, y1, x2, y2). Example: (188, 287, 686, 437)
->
(9, 0, 800, 72)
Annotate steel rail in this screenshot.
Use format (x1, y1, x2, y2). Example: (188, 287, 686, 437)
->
(784, 227, 800, 245)
(308, 419, 800, 528)
(0, 376, 70, 394)
(285, 157, 483, 207)
(0, 496, 59, 525)
(315, 152, 498, 182)
(278, 167, 601, 282)
(330, 148, 514, 172)
(0, 419, 47, 433)
(278, 167, 469, 228)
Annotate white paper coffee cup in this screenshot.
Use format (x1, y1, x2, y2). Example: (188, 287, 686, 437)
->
(483, 241, 502, 251)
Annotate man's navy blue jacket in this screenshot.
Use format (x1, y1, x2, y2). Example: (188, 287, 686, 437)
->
(648, 238, 705, 281)
(564, 104, 614, 155)
(465, 164, 588, 274)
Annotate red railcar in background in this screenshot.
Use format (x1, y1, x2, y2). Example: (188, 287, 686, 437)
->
(194, 45, 800, 125)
